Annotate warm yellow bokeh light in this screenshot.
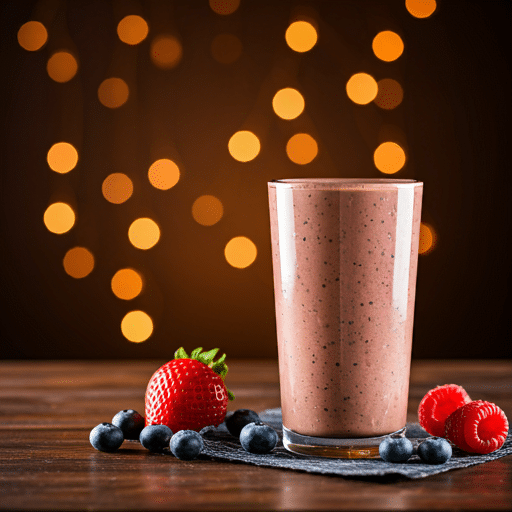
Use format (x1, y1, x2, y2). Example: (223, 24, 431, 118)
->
(192, 195, 224, 226)
(150, 35, 183, 69)
(374, 78, 404, 110)
(285, 21, 318, 53)
(63, 247, 95, 278)
(128, 218, 160, 250)
(225, 236, 257, 269)
(98, 78, 129, 109)
(111, 268, 143, 300)
(228, 130, 260, 162)
(47, 51, 78, 83)
(374, 142, 406, 174)
(117, 15, 149, 45)
(17, 21, 48, 51)
(406, 0, 437, 19)
(148, 159, 180, 190)
(47, 142, 78, 174)
(372, 31, 404, 62)
(346, 73, 378, 105)
(272, 88, 305, 120)
(43, 202, 75, 234)
(121, 310, 153, 343)
(211, 33, 242, 64)
(286, 133, 318, 165)
(102, 173, 134, 204)
(209, 0, 240, 15)
(418, 222, 437, 255)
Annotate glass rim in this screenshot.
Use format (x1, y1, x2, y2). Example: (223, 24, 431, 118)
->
(268, 178, 423, 189)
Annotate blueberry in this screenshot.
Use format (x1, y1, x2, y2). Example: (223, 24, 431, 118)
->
(239, 422, 278, 454)
(140, 424, 173, 453)
(417, 437, 452, 464)
(170, 430, 204, 460)
(112, 409, 144, 440)
(378, 436, 413, 463)
(89, 422, 124, 452)
(225, 409, 261, 438)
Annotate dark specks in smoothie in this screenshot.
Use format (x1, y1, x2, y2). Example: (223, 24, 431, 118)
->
(360, 303, 364, 306)
(353, 363, 358, 366)
(348, 321, 353, 325)
(335, 277, 339, 281)
(322, 284, 326, 288)
(365, 340, 369, 343)
(324, 408, 328, 411)
(303, 221, 308, 225)
(329, 239, 332, 242)
(308, 194, 311, 197)
(335, 362, 340, 366)
(381, 220, 385, 223)
(391, 254, 394, 258)
(303, 237, 306, 241)
(369, 301, 373, 305)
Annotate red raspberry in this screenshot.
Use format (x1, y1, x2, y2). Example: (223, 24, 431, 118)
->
(445, 400, 509, 454)
(418, 384, 471, 437)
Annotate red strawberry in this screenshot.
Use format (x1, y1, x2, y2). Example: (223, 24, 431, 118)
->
(445, 400, 509, 454)
(145, 347, 235, 433)
(418, 384, 471, 437)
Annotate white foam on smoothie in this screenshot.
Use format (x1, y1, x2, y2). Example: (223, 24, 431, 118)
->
(393, 188, 414, 319)
(276, 187, 297, 301)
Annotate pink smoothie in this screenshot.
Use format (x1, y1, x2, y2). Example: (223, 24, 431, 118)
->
(268, 179, 423, 438)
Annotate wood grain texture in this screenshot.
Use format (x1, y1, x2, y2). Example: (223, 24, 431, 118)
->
(1, 359, 511, 511)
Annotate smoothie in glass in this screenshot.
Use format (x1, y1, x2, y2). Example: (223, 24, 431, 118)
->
(268, 178, 423, 457)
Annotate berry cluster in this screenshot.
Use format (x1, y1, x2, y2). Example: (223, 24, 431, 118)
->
(379, 383, 508, 465)
(89, 409, 204, 460)
(418, 384, 509, 455)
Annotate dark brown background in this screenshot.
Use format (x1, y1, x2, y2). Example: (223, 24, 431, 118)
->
(1, 0, 511, 360)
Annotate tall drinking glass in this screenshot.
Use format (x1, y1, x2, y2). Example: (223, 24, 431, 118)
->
(268, 179, 423, 458)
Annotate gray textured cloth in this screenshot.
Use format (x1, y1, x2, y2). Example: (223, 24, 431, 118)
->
(199, 408, 512, 479)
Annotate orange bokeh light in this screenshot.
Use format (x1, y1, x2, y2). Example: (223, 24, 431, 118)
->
(150, 35, 183, 69)
(117, 15, 149, 45)
(17, 21, 48, 51)
(192, 195, 224, 226)
(346, 73, 378, 105)
(98, 78, 129, 109)
(63, 247, 95, 278)
(121, 310, 153, 342)
(102, 173, 134, 204)
(148, 159, 180, 190)
(286, 133, 318, 164)
(374, 79, 404, 110)
(228, 131, 260, 162)
(372, 31, 404, 62)
(47, 142, 78, 174)
(209, 0, 240, 16)
(111, 268, 143, 300)
(285, 21, 318, 53)
(374, 142, 406, 174)
(406, 0, 437, 19)
(47, 51, 78, 83)
(224, 236, 257, 269)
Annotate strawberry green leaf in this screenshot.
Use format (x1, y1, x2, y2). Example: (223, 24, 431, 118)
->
(174, 347, 189, 360)
(196, 348, 219, 366)
(227, 389, 235, 401)
(190, 347, 203, 359)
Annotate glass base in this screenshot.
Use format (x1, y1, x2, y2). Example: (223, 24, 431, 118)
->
(282, 425, 406, 459)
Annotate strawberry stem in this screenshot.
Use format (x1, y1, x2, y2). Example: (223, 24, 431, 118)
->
(174, 346, 235, 401)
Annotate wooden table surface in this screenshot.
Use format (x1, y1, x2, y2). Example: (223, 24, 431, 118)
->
(1, 359, 511, 511)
